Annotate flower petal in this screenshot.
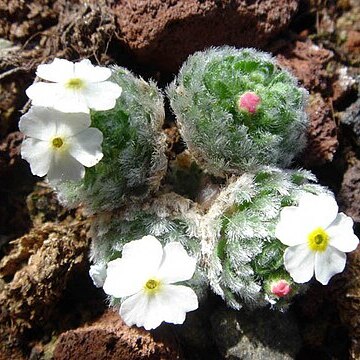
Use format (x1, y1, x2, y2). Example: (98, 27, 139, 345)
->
(68, 128, 103, 167)
(284, 244, 315, 283)
(327, 213, 359, 252)
(19, 107, 57, 141)
(120, 284, 198, 330)
(54, 111, 91, 137)
(275, 206, 310, 246)
(21, 138, 52, 177)
(159, 284, 199, 320)
(119, 291, 152, 329)
(121, 235, 164, 277)
(82, 82, 122, 111)
(298, 193, 338, 229)
(103, 237, 167, 299)
(74, 59, 111, 82)
(276, 193, 340, 247)
(314, 247, 346, 285)
(157, 242, 196, 284)
(89, 262, 107, 288)
(26, 82, 66, 108)
(36, 58, 75, 82)
(51, 89, 90, 114)
(26, 82, 89, 113)
(103, 258, 145, 298)
(46, 152, 84, 183)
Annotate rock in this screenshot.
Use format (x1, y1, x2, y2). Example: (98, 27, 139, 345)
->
(26, 182, 77, 227)
(275, 40, 348, 167)
(331, 66, 357, 107)
(302, 93, 338, 167)
(332, 248, 360, 360)
(114, 0, 300, 72)
(336, 1, 360, 66)
(0, 0, 58, 41)
(0, 132, 35, 240)
(0, 343, 25, 360)
(276, 40, 333, 93)
(336, 149, 360, 359)
(295, 281, 351, 359)
(0, 220, 90, 338)
(0, 131, 22, 167)
(53, 310, 182, 360)
(339, 97, 360, 147)
(343, 30, 360, 64)
(175, 299, 221, 359)
(210, 306, 302, 359)
(338, 158, 360, 223)
(0, 72, 31, 137)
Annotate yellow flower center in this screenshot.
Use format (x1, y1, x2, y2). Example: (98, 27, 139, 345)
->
(65, 77, 85, 90)
(52, 137, 64, 149)
(307, 227, 329, 252)
(144, 279, 160, 294)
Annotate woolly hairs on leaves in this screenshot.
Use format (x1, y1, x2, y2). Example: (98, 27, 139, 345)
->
(167, 47, 309, 177)
(57, 67, 167, 213)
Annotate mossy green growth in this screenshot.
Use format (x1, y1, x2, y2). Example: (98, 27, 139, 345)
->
(89, 192, 208, 305)
(167, 47, 309, 176)
(57, 67, 167, 213)
(205, 167, 328, 310)
(89, 164, 328, 310)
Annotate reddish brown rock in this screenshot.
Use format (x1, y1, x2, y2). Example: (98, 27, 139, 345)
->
(53, 310, 182, 360)
(276, 40, 333, 93)
(114, 0, 300, 72)
(0, 220, 89, 339)
(344, 30, 360, 53)
(301, 93, 338, 167)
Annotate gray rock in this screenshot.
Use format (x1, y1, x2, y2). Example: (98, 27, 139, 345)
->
(339, 96, 360, 146)
(211, 306, 302, 360)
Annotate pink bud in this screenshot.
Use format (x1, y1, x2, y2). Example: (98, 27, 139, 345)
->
(238, 92, 261, 114)
(270, 280, 291, 297)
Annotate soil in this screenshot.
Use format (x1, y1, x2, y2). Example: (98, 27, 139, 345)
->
(0, 0, 360, 359)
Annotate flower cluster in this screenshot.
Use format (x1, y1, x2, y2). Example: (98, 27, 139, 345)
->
(19, 53, 359, 332)
(20, 58, 122, 184)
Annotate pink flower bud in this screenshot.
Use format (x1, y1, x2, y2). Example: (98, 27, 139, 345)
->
(270, 279, 291, 297)
(238, 91, 261, 114)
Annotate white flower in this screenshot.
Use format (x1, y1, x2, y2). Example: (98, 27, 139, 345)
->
(89, 262, 107, 288)
(103, 235, 198, 330)
(26, 58, 122, 113)
(19, 106, 103, 183)
(275, 193, 359, 285)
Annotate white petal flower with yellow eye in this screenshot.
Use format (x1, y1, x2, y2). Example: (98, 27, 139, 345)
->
(275, 193, 359, 285)
(19, 106, 103, 184)
(103, 235, 198, 330)
(26, 58, 122, 113)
